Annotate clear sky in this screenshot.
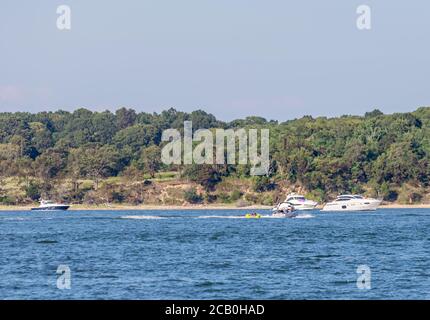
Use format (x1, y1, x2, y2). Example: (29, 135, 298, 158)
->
(1, 0, 429, 121)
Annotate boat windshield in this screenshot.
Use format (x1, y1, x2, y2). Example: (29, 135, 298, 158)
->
(287, 196, 305, 201)
(336, 195, 354, 201)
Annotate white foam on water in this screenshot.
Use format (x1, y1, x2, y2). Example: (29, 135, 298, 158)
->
(120, 215, 167, 220)
(196, 215, 246, 219)
(295, 213, 315, 219)
(261, 215, 283, 219)
(2, 217, 29, 221)
(197, 214, 313, 219)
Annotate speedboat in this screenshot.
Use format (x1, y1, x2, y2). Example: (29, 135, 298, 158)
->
(271, 203, 297, 218)
(272, 211, 298, 218)
(321, 195, 382, 212)
(31, 200, 70, 211)
(272, 201, 294, 213)
(273, 193, 318, 211)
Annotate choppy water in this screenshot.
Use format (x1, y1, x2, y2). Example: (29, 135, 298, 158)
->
(1, 209, 430, 299)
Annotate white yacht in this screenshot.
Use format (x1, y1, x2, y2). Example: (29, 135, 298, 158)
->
(273, 193, 318, 211)
(321, 195, 382, 212)
(31, 200, 70, 211)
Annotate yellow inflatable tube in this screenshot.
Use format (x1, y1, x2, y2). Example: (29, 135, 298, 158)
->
(245, 213, 262, 219)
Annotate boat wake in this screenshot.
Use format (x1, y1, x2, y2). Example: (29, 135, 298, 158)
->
(196, 214, 315, 219)
(196, 215, 246, 219)
(1, 217, 29, 221)
(120, 215, 167, 220)
(295, 213, 315, 219)
(261, 215, 286, 219)
(260, 214, 314, 219)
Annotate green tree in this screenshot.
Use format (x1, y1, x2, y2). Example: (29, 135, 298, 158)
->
(116, 107, 137, 130)
(182, 164, 223, 191)
(67, 146, 123, 190)
(139, 145, 162, 178)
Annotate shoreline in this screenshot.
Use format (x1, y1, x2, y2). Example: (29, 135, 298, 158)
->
(1, 203, 430, 211)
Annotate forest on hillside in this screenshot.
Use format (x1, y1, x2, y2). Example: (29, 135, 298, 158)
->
(0, 107, 429, 205)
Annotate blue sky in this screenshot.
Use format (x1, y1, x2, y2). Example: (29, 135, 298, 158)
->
(1, 0, 429, 121)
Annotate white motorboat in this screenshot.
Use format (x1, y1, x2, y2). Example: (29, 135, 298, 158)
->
(31, 200, 70, 211)
(271, 202, 297, 218)
(272, 211, 298, 218)
(321, 195, 382, 212)
(273, 193, 318, 211)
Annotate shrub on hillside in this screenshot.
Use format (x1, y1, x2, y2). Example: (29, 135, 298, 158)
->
(229, 190, 242, 202)
(378, 182, 398, 201)
(0, 196, 16, 205)
(218, 192, 231, 203)
(236, 199, 251, 207)
(111, 191, 126, 203)
(25, 181, 41, 201)
(184, 188, 203, 204)
(244, 193, 258, 204)
(253, 176, 276, 192)
(398, 186, 423, 204)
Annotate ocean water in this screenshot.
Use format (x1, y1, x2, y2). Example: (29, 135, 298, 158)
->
(1, 208, 429, 300)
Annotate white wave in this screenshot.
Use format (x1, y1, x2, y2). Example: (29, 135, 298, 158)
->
(2, 217, 29, 221)
(295, 213, 315, 219)
(120, 215, 167, 220)
(196, 214, 314, 219)
(196, 215, 246, 219)
(255, 214, 315, 219)
(261, 215, 283, 219)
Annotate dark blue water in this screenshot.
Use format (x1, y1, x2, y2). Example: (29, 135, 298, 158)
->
(1, 209, 430, 300)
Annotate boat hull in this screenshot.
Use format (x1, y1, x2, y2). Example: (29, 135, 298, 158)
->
(272, 212, 298, 218)
(31, 206, 70, 211)
(321, 200, 381, 212)
(272, 213, 297, 219)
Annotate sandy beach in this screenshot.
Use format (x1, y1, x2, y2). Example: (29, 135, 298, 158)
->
(1, 203, 430, 211)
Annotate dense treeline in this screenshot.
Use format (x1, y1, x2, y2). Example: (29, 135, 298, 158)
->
(0, 107, 429, 205)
